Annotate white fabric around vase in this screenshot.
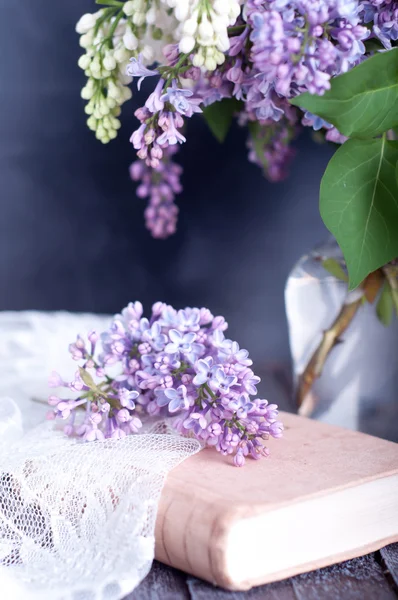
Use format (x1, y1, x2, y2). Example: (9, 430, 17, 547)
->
(0, 311, 201, 600)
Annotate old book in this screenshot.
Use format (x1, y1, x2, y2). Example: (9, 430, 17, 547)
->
(155, 411, 398, 590)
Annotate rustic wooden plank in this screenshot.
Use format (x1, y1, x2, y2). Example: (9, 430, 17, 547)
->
(186, 576, 296, 600)
(126, 561, 190, 600)
(380, 543, 398, 590)
(291, 553, 396, 600)
(126, 547, 398, 600)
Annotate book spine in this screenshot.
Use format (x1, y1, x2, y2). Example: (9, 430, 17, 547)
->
(155, 479, 232, 588)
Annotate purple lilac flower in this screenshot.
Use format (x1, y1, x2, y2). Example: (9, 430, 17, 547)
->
(165, 329, 197, 354)
(126, 54, 159, 89)
(360, 1, 398, 49)
(209, 367, 238, 395)
(48, 302, 283, 466)
(130, 146, 182, 239)
(229, 27, 250, 56)
(302, 111, 333, 131)
(160, 80, 202, 117)
(157, 385, 190, 412)
(247, 116, 299, 182)
(157, 112, 186, 145)
(145, 79, 165, 113)
(246, 0, 368, 98)
(228, 393, 254, 418)
(119, 388, 139, 410)
(325, 126, 349, 144)
(193, 357, 214, 385)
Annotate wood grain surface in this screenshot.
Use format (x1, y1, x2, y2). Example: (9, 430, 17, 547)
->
(126, 545, 398, 599)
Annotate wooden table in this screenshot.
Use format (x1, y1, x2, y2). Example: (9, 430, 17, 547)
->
(127, 544, 398, 599)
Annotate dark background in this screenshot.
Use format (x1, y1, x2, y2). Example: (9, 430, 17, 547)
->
(0, 2, 334, 401)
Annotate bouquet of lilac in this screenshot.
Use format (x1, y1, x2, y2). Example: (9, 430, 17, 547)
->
(76, 1, 398, 292)
(48, 302, 283, 466)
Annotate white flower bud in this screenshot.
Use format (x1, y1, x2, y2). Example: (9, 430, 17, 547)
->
(212, 14, 229, 33)
(183, 17, 198, 35)
(132, 0, 145, 10)
(87, 115, 97, 131)
(103, 53, 117, 71)
(198, 16, 214, 40)
(76, 13, 97, 35)
(119, 68, 132, 85)
(99, 98, 110, 116)
(123, 29, 138, 50)
(81, 84, 95, 100)
(216, 33, 230, 52)
(107, 97, 117, 109)
(114, 46, 130, 63)
(122, 0, 135, 16)
(142, 45, 155, 62)
(102, 116, 112, 130)
(108, 129, 117, 140)
(204, 56, 217, 71)
(213, 0, 230, 15)
(132, 12, 146, 26)
(179, 35, 195, 53)
(90, 57, 101, 74)
(192, 52, 204, 67)
(228, 1, 241, 21)
(78, 54, 91, 70)
(175, 0, 190, 21)
(215, 49, 226, 65)
(121, 87, 133, 102)
(79, 32, 94, 49)
(108, 82, 122, 101)
(146, 6, 157, 24)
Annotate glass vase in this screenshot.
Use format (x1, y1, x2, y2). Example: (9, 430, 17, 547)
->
(285, 239, 398, 442)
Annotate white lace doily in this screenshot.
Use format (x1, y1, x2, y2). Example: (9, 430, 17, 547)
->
(0, 311, 201, 600)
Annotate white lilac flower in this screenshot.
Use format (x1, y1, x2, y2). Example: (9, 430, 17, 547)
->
(76, 2, 179, 143)
(175, 0, 241, 70)
(77, 10, 132, 143)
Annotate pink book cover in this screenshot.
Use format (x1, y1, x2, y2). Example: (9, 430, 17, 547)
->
(155, 412, 398, 590)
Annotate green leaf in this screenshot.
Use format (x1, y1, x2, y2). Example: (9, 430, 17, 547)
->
(202, 98, 241, 143)
(248, 121, 267, 168)
(291, 48, 398, 139)
(322, 258, 348, 282)
(320, 137, 398, 290)
(364, 39, 384, 53)
(96, 0, 123, 6)
(79, 367, 97, 389)
(376, 281, 394, 326)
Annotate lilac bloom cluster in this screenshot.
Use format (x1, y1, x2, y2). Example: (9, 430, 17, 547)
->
(113, 1, 396, 237)
(130, 145, 182, 238)
(48, 302, 283, 466)
(360, 1, 398, 49)
(247, 0, 368, 97)
(247, 117, 298, 182)
(127, 55, 202, 169)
